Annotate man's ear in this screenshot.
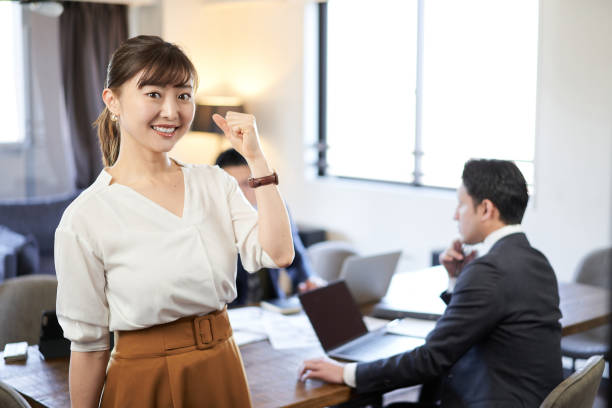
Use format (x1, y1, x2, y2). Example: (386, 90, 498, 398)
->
(102, 88, 120, 115)
(480, 199, 498, 221)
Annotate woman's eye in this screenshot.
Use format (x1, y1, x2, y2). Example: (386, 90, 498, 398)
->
(178, 93, 192, 101)
(147, 92, 161, 98)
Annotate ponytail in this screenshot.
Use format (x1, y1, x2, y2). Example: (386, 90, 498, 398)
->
(94, 107, 120, 167)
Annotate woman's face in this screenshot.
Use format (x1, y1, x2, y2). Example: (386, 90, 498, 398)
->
(109, 71, 196, 154)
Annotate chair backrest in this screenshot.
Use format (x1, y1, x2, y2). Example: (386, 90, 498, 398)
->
(575, 247, 611, 288)
(0, 275, 58, 349)
(539, 355, 605, 408)
(307, 241, 358, 282)
(0, 191, 79, 257)
(0, 380, 32, 408)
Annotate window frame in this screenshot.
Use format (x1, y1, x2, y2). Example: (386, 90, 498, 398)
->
(317, 0, 537, 191)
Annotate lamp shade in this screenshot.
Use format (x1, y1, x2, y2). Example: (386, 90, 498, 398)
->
(191, 97, 245, 133)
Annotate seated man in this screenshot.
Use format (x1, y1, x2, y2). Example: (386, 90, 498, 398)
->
(215, 148, 321, 306)
(300, 159, 562, 407)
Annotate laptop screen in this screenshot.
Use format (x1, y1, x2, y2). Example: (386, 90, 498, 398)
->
(298, 280, 368, 351)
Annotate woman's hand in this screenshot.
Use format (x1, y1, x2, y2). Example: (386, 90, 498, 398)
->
(298, 357, 345, 384)
(212, 112, 264, 162)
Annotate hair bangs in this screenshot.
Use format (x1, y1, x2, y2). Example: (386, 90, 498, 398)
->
(137, 48, 198, 90)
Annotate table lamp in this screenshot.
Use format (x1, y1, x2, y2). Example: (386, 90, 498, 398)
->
(191, 96, 245, 133)
(170, 96, 244, 165)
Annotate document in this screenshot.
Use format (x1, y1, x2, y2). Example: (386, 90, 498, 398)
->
(262, 312, 322, 350)
(228, 306, 321, 349)
(386, 317, 437, 338)
(228, 307, 268, 346)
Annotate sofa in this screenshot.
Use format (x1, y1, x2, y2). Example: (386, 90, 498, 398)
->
(0, 190, 80, 280)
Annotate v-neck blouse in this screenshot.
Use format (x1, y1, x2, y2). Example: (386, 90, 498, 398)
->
(54, 163, 277, 352)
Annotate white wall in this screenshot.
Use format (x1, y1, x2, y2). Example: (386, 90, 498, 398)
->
(526, 0, 612, 280)
(132, 0, 610, 281)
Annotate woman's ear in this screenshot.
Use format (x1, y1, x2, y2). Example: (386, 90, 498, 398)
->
(102, 88, 120, 115)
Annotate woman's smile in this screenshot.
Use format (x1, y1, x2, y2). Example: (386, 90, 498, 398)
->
(151, 124, 179, 138)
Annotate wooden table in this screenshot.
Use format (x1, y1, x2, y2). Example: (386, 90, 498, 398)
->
(0, 342, 353, 408)
(374, 266, 610, 336)
(558, 281, 610, 336)
(2, 268, 608, 407)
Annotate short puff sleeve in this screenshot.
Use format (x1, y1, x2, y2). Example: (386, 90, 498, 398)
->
(55, 228, 110, 351)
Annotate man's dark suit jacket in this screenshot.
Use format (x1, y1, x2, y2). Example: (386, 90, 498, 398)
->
(356, 233, 563, 407)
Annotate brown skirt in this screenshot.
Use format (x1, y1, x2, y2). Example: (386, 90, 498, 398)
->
(100, 307, 252, 408)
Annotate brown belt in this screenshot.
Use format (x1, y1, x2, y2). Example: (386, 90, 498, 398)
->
(113, 307, 233, 359)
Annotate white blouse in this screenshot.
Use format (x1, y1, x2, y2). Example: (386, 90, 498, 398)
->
(54, 163, 277, 352)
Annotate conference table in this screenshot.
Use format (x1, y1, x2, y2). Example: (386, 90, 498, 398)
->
(1, 266, 609, 408)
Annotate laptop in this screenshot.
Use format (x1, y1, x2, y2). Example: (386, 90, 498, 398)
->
(339, 251, 402, 305)
(298, 280, 425, 362)
(371, 265, 448, 320)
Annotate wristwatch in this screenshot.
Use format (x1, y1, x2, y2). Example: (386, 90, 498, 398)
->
(248, 172, 278, 188)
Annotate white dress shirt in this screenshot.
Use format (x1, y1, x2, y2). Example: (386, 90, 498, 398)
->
(55, 163, 277, 352)
(342, 224, 524, 388)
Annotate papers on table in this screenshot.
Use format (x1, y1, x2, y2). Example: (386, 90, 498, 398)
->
(363, 316, 391, 332)
(227, 306, 320, 349)
(262, 313, 321, 350)
(386, 317, 437, 338)
(228, 307, 268, 346)
(228, 306, 437, 349)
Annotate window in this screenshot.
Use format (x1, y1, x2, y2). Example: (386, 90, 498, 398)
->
(320, 0, 538, 188)
(0, 3, 24, 144)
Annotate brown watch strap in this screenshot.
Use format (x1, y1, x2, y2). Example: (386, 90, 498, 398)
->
(248, 172, 278, 188)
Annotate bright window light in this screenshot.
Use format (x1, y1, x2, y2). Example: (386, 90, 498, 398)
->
(324, 0, 538, 188)
(326, 0, 418, 183)
(420, 0, 538, 188)
(0, 3, 24, 144)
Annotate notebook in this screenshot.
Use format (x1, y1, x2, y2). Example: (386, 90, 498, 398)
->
(298, 280, 424, 362)
(338, 251, 402, 305)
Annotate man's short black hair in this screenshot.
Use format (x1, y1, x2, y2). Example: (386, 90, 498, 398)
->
(215, 148, 247, 168)
(462, 159, 529, 225)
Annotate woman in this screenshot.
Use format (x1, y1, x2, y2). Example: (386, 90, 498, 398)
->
(55, 35, 294, 407)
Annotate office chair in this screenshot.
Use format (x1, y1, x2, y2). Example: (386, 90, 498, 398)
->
(0, 380, 32, 408)
(0, 275, 58, 349)
(560, 247, 611, 371)
(539, 355, 605, 408)
(307, 241, 357, 282)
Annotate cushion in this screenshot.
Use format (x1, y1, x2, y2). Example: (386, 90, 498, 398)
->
(0, 226, 39, 279)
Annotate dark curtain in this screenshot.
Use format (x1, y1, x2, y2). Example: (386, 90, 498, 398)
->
(60, 2, 127, 189)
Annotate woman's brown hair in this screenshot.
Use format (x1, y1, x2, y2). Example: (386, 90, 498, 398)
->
(93, 35, 198, 167)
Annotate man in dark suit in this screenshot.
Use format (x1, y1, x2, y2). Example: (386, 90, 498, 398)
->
(300, 159, 563, 407)
(215, 148, 321, 306)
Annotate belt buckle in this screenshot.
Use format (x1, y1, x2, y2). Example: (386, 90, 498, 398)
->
(194, 315, 214, 349)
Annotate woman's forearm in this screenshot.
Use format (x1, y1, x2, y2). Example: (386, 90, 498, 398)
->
(247, 156, 294, 267)
(69, 350, 110, 408)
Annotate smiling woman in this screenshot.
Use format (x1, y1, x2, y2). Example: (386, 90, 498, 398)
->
(54, 35, 294, 408)
(94, 36, 198, 167)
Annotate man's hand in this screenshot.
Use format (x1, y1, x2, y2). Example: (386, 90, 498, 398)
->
(298, 357, 345, 383)
(298, 276, 326, 293)
(439, 239, 477, 278)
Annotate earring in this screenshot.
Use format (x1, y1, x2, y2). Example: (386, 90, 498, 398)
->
(110, 113, 118, 122)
